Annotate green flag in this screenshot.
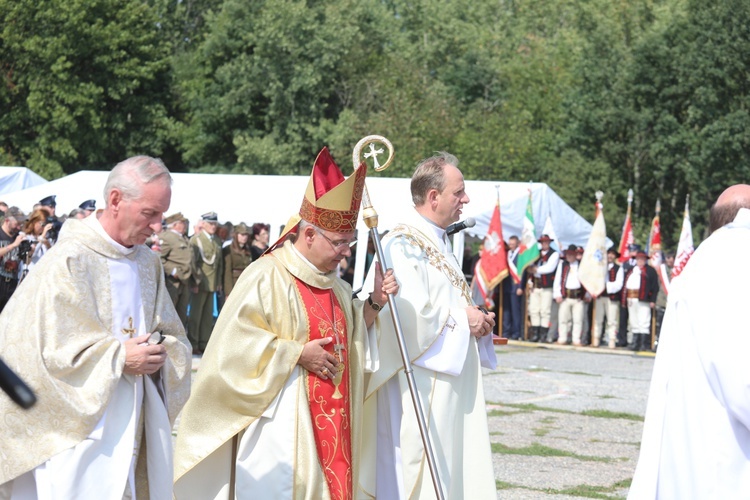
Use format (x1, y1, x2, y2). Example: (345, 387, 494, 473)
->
(514, 191, 540, 281)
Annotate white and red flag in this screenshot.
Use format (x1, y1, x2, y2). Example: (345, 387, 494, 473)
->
(672, 196, 694, 279)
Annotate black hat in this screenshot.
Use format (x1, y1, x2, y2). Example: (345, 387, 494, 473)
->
(201, 211, 219, 223)
(607, 247, 620, 258)
(39, 195, 56, 208)
(539, 234, 553, 243)
(564, 244, 578, 255)
(79, 199, 96, 211)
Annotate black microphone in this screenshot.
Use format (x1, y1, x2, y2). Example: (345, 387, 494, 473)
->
(446, 217, 476, 236)
(0, 357, 37, 409)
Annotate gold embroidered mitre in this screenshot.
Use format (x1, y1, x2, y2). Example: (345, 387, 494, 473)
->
(270, 147, 367, 252)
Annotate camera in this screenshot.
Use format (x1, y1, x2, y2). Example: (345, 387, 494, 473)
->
(46, 217, 63, 242)
(18, 240, 33, 261)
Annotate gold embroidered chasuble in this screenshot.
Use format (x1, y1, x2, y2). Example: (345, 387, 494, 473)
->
(173, 239, 368, 499)
(0, 218, 192, 494)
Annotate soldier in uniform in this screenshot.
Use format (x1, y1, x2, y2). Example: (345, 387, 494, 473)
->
(79, 200, 96, 217)
(622, 250, 659, 352)
(527, 234, 559, 342)
(160, 212, 192, 328)
(553, 244, 585, 345)
(222, 222, 253, 296)
(188, 212, 223, 354)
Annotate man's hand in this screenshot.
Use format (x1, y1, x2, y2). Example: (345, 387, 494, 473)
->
(298, 337, 337, 380)
(515, 288, 524, 296)
(371, 262, 398, 307)
(124, 333, 167, 375)
(466, 306, 496, 338)
(555, 297, 563, 304)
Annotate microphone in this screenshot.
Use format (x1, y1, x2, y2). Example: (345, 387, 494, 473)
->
(446, 217, 476, 236)
(0, 357, 36, 409)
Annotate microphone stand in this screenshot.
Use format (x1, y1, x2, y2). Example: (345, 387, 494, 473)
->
(352, 136, 445, 500)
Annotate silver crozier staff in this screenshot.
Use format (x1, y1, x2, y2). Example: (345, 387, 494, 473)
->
(352, 135, 445, 500)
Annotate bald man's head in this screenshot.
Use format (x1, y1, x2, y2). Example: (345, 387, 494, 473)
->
(709, 184, 750, 234)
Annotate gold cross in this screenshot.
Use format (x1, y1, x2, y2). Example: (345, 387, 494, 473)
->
(122, 317, 136, 338)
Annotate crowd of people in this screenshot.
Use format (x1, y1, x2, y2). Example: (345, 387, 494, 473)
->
(0, 195, 274, 356)
(465, 234, 674, 352)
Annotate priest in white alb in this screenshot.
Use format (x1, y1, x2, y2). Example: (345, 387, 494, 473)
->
(359, 152, 497, 499)
(0, 156, 192, 499)
(629, 185, 750, 498)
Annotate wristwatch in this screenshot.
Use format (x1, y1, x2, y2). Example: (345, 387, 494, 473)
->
(367, 295, 383, 311)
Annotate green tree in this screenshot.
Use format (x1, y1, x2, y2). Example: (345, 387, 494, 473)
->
(0, 0, 175, 178)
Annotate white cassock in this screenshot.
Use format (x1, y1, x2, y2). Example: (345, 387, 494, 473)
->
(359, 208, 496, 499)
(629, 208, 750, 499)
(8, 216, 176, 500)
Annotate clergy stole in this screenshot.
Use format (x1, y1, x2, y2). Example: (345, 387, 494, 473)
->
(295, 279, 352, 500)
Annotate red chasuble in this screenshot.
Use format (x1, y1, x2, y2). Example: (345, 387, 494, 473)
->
(295, 278, 352, 499)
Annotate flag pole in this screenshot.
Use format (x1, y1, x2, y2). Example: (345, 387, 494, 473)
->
(590, 191, 603, 346)
(493, 186, 505, 338)
(352, 136, 445, 500)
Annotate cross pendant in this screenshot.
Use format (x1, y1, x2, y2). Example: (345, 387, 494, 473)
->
(122, 317, 136, 339)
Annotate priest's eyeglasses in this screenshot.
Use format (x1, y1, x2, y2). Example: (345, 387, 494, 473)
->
(315, 229, 357, 250)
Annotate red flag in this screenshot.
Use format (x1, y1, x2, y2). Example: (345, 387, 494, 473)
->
(617, 213, 634, 263)
(479, 200, 509, 289)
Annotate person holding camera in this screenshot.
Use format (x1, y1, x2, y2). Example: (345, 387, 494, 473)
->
(0, 207, 27, 313)
(18, 209, 54, 280)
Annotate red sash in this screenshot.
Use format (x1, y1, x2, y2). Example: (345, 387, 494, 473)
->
(295, 278, 352, 499)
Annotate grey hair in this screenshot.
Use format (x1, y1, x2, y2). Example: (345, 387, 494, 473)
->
(103, 156, 172, 204)
(410, 151, 459, 206)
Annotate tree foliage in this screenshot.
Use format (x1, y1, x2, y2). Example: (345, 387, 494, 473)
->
(2, 0, 749, 248)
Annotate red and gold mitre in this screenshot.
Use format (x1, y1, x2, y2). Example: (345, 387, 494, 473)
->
(267, 147, 367, 253)
(299, 147, 367, 232)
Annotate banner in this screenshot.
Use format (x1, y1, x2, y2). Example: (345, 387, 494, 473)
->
(579, 205, 607, 296)
(617, 211, 634, 263)
(672, 197, 694, 278)
(515, 191, 540, 283)
(478, 200, 509, 289)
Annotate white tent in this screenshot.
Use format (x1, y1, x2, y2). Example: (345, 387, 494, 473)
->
(0, 167, 48, 195)
(2, 171, 607, 289)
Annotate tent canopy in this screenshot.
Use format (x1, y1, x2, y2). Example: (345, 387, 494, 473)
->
(2, 171, 610, 287)
(0, 167, 48, 195)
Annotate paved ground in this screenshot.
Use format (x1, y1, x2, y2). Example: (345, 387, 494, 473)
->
(184, 341, 655, 499)
(486, 341, 655, 499)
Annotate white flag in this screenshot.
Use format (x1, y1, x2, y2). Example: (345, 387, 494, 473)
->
(579, 209, 608, 296)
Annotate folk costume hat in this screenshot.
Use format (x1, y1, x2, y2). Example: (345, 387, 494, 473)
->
(267, 147, 367, 254)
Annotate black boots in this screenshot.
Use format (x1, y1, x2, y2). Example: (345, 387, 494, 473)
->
(530, 326, 540, 342)
(539, 327, 549, 343)
(630, 334, 652, 352)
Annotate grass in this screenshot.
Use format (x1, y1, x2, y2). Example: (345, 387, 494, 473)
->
(495, 402, 644, 421)
(533, 427, 552, 437)
(491, 442, 615, 463)
(561, 370, 602, 377)
(581, 409, 644, 422)
(487, 409, 526, 417)
(495, 478, 632, 498)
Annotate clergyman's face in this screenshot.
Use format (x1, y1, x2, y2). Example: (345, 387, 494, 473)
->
(433, 165, 470, 229)
(310, 227, 355, 273)
(118, 181, 171, 246)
